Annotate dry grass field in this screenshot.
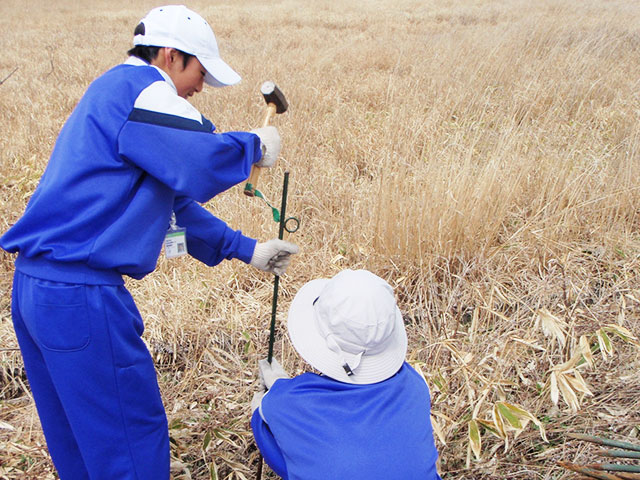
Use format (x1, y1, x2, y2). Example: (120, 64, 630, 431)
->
(2, 0, 640, 478)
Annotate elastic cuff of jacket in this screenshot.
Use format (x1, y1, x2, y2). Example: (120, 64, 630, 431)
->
(15, 254, 124, 285)
(237, 236, 258, 264)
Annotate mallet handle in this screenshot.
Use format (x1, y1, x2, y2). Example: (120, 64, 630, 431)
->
(262, 102, 278, 128)
(244, 103, 278, 197)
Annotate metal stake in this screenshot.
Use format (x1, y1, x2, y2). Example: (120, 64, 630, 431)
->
(267, 171, 291, 363)
(257, 170, 297, 480)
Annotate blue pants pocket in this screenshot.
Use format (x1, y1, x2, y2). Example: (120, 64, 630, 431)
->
(33, 281, 90, 352)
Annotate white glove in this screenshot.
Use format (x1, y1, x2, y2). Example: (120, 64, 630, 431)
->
(258, 357, 289, 390)
(251, 126, 281, 167)
(250, 239, 299, 276)
(251, 391, 264, 412)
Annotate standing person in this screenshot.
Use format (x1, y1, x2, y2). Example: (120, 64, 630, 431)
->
(251, 269, 442, 480)
(1, 5, 299, 480)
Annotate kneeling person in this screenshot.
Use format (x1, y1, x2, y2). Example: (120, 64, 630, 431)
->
(251, 269, 442, 480)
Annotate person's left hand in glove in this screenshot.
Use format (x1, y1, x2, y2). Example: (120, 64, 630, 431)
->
(250, 239, 300, 276)
(251, 390, 264, 413)
(251, 358, 289, 412)
(258, 357, 289, 390)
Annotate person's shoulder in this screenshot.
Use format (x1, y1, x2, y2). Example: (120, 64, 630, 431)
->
(267, 372, 333, 397)
(274, 371, 323, 388)
(89, 60, 162, 93)
(399, 362, 426, 381)
(133, 82, 204, 124)
(261, 372, 340, 419)
(395, 363, 434, 401)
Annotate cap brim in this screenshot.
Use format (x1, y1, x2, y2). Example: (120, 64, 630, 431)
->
(198, 55, 241, 87)
(287, 279, 408, 385)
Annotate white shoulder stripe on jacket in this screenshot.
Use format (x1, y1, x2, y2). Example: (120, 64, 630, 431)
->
(134, 81, 203, 124)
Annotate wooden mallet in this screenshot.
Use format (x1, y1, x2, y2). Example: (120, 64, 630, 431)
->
(244, 81, 288, 197)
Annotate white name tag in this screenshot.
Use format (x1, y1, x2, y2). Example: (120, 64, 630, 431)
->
(164, 227, 188, 258)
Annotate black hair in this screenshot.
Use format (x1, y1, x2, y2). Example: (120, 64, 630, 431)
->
(127, 22, 195, 69)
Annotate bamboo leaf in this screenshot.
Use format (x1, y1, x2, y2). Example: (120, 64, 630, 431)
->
(430, 414, 447, 446)
(0, 421, 15, 431)
(538, 309, 566, 348)
(550, 371, 559, 405)
(432, 371, 446, 393)
(203, 431, 212, 451)
(602, 330, 613, 354)
(619, 293, 627, 324)
(556, 372, 580, 412)
(492, 403, 507, 439)
(476, 419, 503, 438)
(604, 323, 640, 347)
(597, 328, 613, 359)
(496, 402, 523, 430)
(579, 335, 595, 369)
(210, 459, 218, 480)
(553, 352, 582, 373)
(498, 402, 533, 420)
(499, 402, 548, 443)
(469, 419, 482, 460)
(566, 369, 593, 396)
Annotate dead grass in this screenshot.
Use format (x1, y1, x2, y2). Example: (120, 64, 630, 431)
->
(1, 0, 640, 478)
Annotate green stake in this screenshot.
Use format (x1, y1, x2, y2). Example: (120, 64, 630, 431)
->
(257, 171, 298, 480)
(267, 170, 291, 363)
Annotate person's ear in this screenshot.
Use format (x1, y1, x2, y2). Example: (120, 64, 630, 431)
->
(159, 47, 174, 67)
(167, 48, 185, 71)
(164, 48, 173, 65)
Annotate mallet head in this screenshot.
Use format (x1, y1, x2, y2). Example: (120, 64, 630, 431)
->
(261, 81, 288, 114)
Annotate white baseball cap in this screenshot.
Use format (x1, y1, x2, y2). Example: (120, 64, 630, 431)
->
(287, 270, 408, 384)
(133, 5, 241, 87)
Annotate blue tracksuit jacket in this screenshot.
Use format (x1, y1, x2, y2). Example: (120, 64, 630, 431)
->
(1, 56, 260, 282)
(251, 363, 442, 480)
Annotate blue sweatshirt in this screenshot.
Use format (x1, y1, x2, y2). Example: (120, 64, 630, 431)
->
(1, 57, 260, 284)
(251, 363, 442, 480)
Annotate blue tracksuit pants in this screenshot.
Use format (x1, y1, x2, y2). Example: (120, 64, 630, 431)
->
(11, 270, 169, 479)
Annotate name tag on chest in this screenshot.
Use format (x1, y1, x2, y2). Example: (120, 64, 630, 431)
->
(164, 227, 188, 258)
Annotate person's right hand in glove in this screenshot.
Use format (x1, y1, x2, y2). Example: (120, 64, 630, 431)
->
(251, 126, 281, 167)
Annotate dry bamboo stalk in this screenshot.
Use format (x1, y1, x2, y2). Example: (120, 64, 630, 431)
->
(568, 434, 640, 453)
(558, 462, 625, 480)
(585, 465, 640, 474)
(615, 474, 640, 480)
(599, 450, 640, 460)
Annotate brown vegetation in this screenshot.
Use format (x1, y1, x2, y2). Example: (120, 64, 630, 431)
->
(1, 0, 640, 479)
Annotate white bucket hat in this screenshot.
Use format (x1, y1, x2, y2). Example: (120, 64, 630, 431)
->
(287, 270, 408, 384)
(133, 5, 241, 87)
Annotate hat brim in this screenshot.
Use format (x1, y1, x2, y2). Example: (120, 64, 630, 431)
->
(287, 279, 408, 385)
(199, 55, 241, 87)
